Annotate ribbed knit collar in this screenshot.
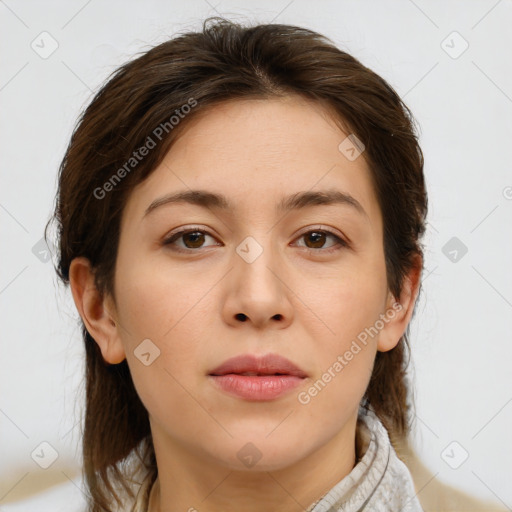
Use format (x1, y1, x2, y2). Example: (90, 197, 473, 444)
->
(306, 408, 423, 511)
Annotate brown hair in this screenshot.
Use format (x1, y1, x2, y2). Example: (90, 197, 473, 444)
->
(45, 17, 427, 512)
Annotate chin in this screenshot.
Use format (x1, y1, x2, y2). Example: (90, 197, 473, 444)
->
(205, 438, 309, 473)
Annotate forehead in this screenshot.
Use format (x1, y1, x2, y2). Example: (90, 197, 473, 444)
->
(122, 96, 381, 230)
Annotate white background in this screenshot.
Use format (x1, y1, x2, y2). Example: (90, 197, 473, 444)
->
(1, 1, 511, 511)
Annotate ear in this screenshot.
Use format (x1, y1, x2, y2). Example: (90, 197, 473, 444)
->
(68, 256, 126, 364)
(377, 253, 423, 352)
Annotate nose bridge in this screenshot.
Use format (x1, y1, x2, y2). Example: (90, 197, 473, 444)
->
(224, 228, 294, 328)
(234, 232, 281, 290)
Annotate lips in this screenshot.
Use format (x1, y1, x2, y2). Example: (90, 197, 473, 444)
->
(208, 353, 307, 401)
(209, 353, 308, 378)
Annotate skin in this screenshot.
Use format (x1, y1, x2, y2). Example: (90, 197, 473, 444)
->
(69, 95, 421, 512)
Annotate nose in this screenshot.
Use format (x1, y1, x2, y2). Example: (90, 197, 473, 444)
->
(221, 237, 294, 330)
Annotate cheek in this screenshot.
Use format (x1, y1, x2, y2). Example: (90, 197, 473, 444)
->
(114, 256, 207, 342)
(305, 266, 388, 350)
(299, 265, 385, 401)
(113, 260, 211, 404)
(307, 341, 376, 404)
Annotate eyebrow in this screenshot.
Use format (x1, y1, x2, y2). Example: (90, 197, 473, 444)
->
(143, 188, 368, 219)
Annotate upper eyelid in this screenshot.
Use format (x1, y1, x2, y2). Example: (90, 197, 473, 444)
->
(295, 225, 343, 238)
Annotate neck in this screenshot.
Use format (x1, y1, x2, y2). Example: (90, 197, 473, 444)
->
(148, 412, 359, 512)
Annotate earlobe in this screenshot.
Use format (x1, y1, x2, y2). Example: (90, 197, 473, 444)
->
(68, 257, 126, 364)
(377, 254, 423, 353)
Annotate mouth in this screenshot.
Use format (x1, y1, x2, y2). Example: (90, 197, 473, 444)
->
(208, 353, 307, 401)
(208, 353, 308, 378)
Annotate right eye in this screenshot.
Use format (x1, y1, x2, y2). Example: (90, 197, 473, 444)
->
(162, 228, 221, 252)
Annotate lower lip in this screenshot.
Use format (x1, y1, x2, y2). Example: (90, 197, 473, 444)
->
(209, 374, 304, 401)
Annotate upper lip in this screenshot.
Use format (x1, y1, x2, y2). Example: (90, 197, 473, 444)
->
(209, 353, 308, 378)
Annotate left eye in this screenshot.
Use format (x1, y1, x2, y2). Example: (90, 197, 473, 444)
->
(295, 229, 347, 252)
(162, 228, 347, 252)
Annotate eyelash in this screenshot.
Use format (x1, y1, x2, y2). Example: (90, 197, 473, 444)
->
(162, 226, 349, 254)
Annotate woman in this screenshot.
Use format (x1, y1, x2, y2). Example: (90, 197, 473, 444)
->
(46, 17, 427, 511)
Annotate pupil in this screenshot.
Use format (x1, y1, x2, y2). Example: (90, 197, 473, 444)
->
(307, 232, 324, 248)
(185, 232, 204, 248)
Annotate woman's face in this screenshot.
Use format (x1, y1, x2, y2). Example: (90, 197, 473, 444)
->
(105, 96, 402, 471)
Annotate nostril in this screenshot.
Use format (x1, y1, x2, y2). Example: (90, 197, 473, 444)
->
(235, 313, 247, 321)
